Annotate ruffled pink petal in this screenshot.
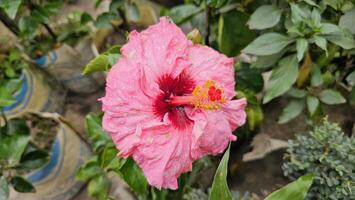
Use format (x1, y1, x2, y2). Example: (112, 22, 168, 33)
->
(101, 56, 160, 156)
(121, 17, 192, 84)
(132, 125, 193, 190)
(186, 98, 247, 160)
(188, 45, 235, 100)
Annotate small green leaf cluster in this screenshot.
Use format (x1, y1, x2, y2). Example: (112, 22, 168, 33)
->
(0, 48, 28, 108)
(243, 0, 355, 124)
(282, 119, 355, 200)
(0, 117, 51, 200)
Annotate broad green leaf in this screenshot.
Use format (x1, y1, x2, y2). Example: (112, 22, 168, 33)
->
(119, 157, 148, 196)
(303, 0, 319, 7)
(218, 10, 256, 56)
(264, 174, 314, 200)
(323, 25, 355, 49)
(127, 2, 140, 22)
(346, 71, 355, 85)
(108, 54, 120, 66)
(306, 95, 319, 115)
(0, 177, 9, 200)
(76, 158, 102, 181)
(251, 49, 287, 69)
(109, 0, 124, 12)
(247, 5, 282, 30)
(243, 33, 294, 56)
(319, 89, 346, 104)
(339, 8, 355, 34)
(0, 87, 15, 107)
(20, 150, 49, 170)
(313, 36, 327, 53)
(209, 144, 232, 200)
(82, 54, 108, 75)
(0, 134, 30, 166)
(263, 55, 299, 103)
(10, 176, 35, 193)
(290, 3, 311, 23)
(88, 175, 110, 200)
(310, 9, 321, 28)
(0, 0, 22, 19)
(18, 16, 39, 38)
(320, 23, 339, 34)
(278, 99, 305, 124)
(167, 4, 202, 25)
(296, 38, 308, 61)
(81, 12, 93, 25)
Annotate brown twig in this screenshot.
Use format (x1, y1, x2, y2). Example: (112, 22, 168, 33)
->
(0, 9, 20, 36)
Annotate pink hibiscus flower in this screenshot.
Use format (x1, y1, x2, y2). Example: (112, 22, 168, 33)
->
(101, 17, 246, 190)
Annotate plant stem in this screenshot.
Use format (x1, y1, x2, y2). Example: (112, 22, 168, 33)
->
(42, 22, 57, 41)
(1, 108, 8, 127)
(205, 6, 212, 46)
(0, 9, 20, 36)
(118, 8, 130, 31)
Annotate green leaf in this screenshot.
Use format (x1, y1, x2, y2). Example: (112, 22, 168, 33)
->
(243, 33, 294, 56)
(313, 36, 327, 53)
(10, 176, 35, 193)
(119, 157, 148, 196)
(278, 99, 305, 124)
(218, 10, 256, 57)
(85, 113, 111, 152)
(290, 3, 311, 23)
(0, 177, 9, 200)
(310, 65, 323, 86)
(82, 54, 109, 75)
(209, 144, 232, 200)
(99, 145, 119, 168)
(236, 64, 264, 92)
(246, 103, 263, 131)
(167, 4, 202, 25)
(264, 174, 314, 200)
(306, 95, 319, 115)
(247, 5, 282, 30)
(319, 89, 346, 104)
(109, 0, 124, 12)
(0, 134, 30, 166)
(81, 12, 93, 25)
(346, 71, 355, 85)
(339, 8, 355, 34)
(0, 87, 15, 107)
(88, 175, 110, 200)
(76, 158, 103, 181)
(0, 0, 22, 19)
(95, 12, 119, 29)
(324, 0, 342, 10)
(20, 150, 49, 170)
(107, 53, 120, 66)
(127, 2, 140, 22)
(287, 88, 306, 98)
(323, 25, 355, 49)
(263, 55, 299, 103)
(296, 38, 308, 61)
(251, 49, 287, 69)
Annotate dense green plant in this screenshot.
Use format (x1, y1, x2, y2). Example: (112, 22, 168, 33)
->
(283, 119, 355, 199)
(243, 0, 355, 123)
(0, 48, 28, 108)
(0, 117, 51, 200)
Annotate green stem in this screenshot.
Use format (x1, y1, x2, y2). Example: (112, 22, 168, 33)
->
(0, 9, 20, 36)
(316, 44, 339, 68)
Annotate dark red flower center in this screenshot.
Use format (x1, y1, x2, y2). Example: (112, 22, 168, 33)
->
(153, 71, 196, 129)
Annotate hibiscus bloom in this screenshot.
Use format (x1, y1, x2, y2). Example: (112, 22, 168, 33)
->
(101, 17, 246, 190)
